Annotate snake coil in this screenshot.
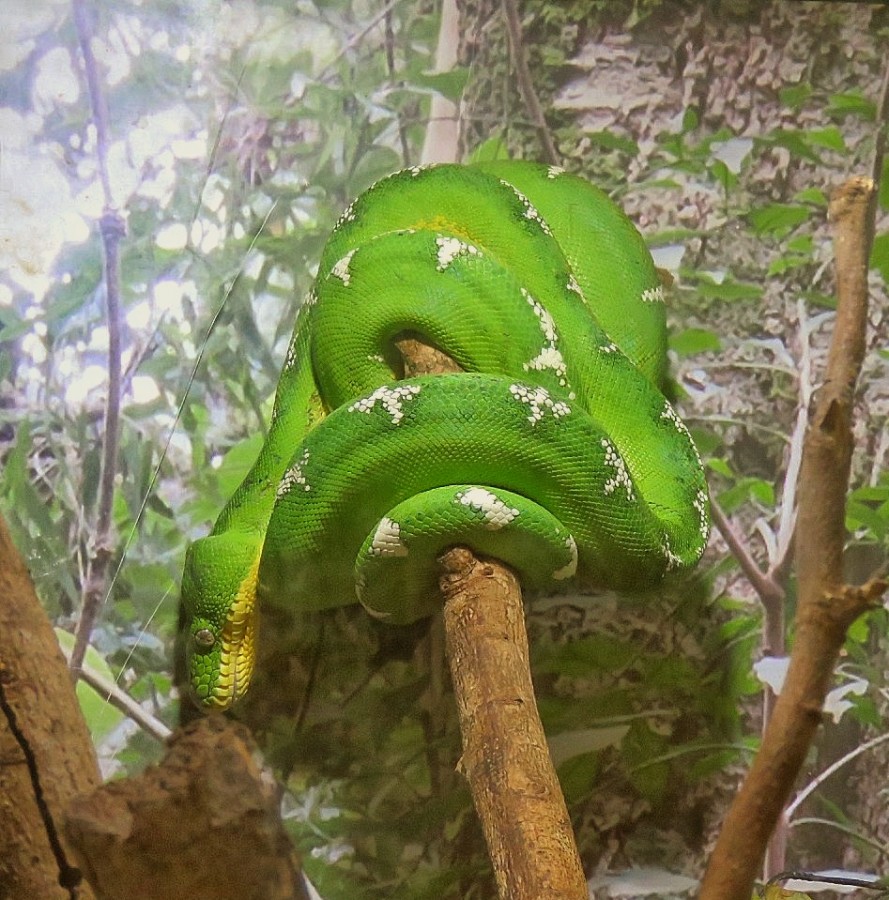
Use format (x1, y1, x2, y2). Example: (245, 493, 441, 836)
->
(182, 161, 710, 709)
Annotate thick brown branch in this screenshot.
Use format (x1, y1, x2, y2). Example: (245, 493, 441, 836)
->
(699, 178, 885, 899)
(65, 718, 309, 900)
(0, 513, 100, 899)
(439, 548, 588, 899)
(395, 336, 587, 899)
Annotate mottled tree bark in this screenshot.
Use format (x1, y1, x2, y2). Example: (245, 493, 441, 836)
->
(65, 717, 309, 900)
(397, 337, 588, 899)
(699, 179, 887, 899)
(0, 513, 100, 899)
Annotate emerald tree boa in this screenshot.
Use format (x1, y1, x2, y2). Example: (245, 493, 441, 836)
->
(181, 161, 710, 709)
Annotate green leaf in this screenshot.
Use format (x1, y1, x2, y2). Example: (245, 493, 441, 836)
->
(767, 254, 811, 277)
(215, 433, 264, 496)
(557, 752, 600, 805)
(806, 127, 846, 152)
(827, 90, 876, 121)
(766, 129, 821, 163)
(0, 306, 31, 342)
(586, 130, 640, 156)
(748, 479, 775, 506)
(411, 67, 469, 103)
(779, 82, 812, 110)
(748, 203, 810, 236)
(669, 327, 722, 357)
(846, 500, 887, 540)
(870, 232, 889, 284)
(468, 136, 509, 163)
(787, 235, 814, 253)
(55, 630, 126, 742)
(793, 188, 827, 206)
(707, 458, 733, 478)
(682, 107, 699, 132)
(693, 277, 763, 301)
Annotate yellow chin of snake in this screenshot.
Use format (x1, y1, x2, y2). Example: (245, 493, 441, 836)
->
(212, 556, 260, 709)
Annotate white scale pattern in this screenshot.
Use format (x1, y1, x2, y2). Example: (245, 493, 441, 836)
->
(331, 249, 356, 285)
(508, 383, 571, 425)
(455, 487, 520, 529)
(660, 402, 703, 466)
(348, 383, 422, 424)
(601, 438, 635, 502)
(436, 236, 479, 271)
(500, 180, 553, 236)
(369, 517, 409, 557)
(277, 448, 311, 499)
(521, 288, 573, 394)
(662, 534, 685, 572)
(694, 488, 709, 541)
(552, 535, 578, 580)
(641, 285, 665, 303)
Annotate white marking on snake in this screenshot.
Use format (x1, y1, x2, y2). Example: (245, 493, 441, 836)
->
(601, 438, 635, 502)
(566, 274, 584, 299)
(547, 165, 565, 179)
(600, 341, 619, 354)
(277, 448, 311, 498)
(436, 236, 479, 271)
(524, 346, 568, 387)
(552, 535, 578, 580)
(508, 383, 571, 425)
(336, 200, 357, 226)
(641, 285, 665, 303)
(662, 534, 684, 572)
(500, 180, 553, 235)
(348, 384, 422, 424)
(369, 517, 408, 557)
(694, 488, 709, 540)
(331, 249, 356, 285)
(522, 289, 557, 343)
(660, 401, 703, 466)
(366, 353, 386, 363)
(283, 336, 300, 371)
(455, 488, 519, 529)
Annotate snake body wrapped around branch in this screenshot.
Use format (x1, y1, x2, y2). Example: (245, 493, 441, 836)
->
(181, 161, 710, 709)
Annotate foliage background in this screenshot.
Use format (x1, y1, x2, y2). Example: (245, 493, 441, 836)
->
(1, 1, 888, 897)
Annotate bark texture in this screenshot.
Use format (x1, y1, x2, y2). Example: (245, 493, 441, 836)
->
(396, 337, 587, 898)
(440, 548, 588, 899)
(65, 716, 309, 900)
(699, 179, 886, 898)
(0, 513, 100, 900)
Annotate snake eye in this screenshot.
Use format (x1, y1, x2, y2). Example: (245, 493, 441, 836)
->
(193, 628, 216, 652)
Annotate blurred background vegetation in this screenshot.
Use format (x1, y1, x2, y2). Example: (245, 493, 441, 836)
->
(1, 1, 888, 897)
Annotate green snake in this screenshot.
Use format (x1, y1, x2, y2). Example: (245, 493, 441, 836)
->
(181, 161, 710, 710)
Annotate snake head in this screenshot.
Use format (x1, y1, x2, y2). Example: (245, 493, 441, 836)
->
(181, 533, 262, 711)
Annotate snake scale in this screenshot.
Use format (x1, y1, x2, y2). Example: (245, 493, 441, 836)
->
(181, 161, 710, 710)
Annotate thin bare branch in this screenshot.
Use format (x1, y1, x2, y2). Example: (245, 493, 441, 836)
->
(70, 0, 127, 678)
(699, 177, 886, 900)
(501, 0, 559, 165)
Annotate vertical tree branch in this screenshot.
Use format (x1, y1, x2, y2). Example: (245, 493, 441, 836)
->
(0, 513, 101, 899)
(501, 0, 559, 165)
(699, 177, 886, 900)
(70, 0, 127, 676)
(396, 337, 587, 899)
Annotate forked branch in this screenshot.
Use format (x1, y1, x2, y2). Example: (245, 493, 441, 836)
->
(699, 177, 886, 899)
